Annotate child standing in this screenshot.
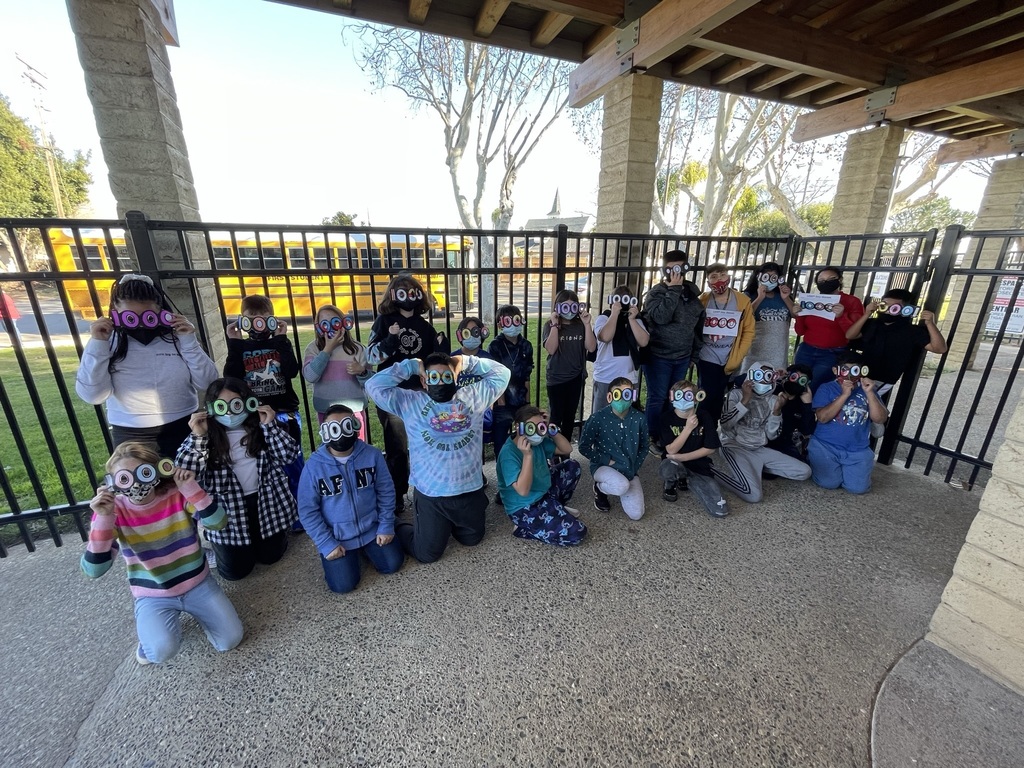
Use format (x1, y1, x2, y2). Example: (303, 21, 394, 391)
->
(658, 381, 728, 518)
(366, 275, 441, 511)
(793, 267, 864, 393)
(496, 406, 585, 546)
(302, 304, 369, 436)
(76, 273, 218, 457)
(82, 442, 243, 665)
(297, 404, 404, 593)
(176, 377, 299, 580)
(808, 352, 889, 494)
(592, 286, 649, 413)
(741, 262, 796, 372)
(488, 304, 534, 462)
(579, 376, 649, 520)
(698, 263, 755, 424)
(543, 289, 597, 443)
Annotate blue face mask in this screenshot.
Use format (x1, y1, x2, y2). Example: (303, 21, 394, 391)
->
(752, 382, 774, 396)
(461, 336, 482, 350)
(215, 412, 249, 429)
(501, 326, 521, 338)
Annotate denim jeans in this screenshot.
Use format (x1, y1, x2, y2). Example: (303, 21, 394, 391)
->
(793, 342, 846, 394)
(643, 355, 691, 440)
(320, 539, 405, 593)
(807, 437, 875, 494)
(134, 576, 244, 664)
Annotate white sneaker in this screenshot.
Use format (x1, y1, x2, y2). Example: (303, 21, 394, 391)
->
(136, 645, 153, 665)
(563, 506, 580, 516)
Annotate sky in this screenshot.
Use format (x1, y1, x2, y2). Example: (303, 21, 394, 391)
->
(0, 0, 987, 230)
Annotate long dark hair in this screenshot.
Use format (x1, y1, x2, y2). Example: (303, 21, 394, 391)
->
(203, 377, 267, 469)
(553, 289, 583, 326)
(744, 261, 783, 297)
(314, 304, 358, 355)
(107, 274, 179, 373)
(377, 274, 430, 316)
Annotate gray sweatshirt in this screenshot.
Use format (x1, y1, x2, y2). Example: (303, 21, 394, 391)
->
(641, 281, 706, 361)
(75, 334, 218, 428)
(718, 388, 782, 450)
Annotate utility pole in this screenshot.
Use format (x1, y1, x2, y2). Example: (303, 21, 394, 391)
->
(16, 53, 66, 217)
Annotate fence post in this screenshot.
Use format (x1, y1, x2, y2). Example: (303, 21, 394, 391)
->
(878, 225, 963, 464)
(125, 210, 160, 287)
(782, 234, 800, 283)
(554, 224, 568, 291)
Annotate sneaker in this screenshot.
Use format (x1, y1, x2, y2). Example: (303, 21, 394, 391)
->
(136, 645, 153, 666)
(494, 493, 504, 507)
(708, 499, 729, 518)
(676, 476, 689, 492)
(563, 506, 580, 516)
(648, 438, 664, 457)
(594, 483, 611, 513)
(662, 482, 678, 502)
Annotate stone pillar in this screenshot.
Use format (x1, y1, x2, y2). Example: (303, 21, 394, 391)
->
(66, 0, 223, 362)
(944, 157, 1024, 370)
(927, 393, 1024, 695)
(828, 124, 904, 236)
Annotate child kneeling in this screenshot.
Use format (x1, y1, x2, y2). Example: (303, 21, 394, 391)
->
(579, 376, 649, 519)
(82, 442, 243, 665)
(298, 405, 404, 593)
(659, 380, 728, 518)
(496, 406, 586, 546)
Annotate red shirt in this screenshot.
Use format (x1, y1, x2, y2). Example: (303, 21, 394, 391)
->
(794, 292, 863, 349)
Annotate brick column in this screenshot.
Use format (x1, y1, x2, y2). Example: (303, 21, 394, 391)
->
(828, 124, 905, 235)
(66, 0, 223, 362)
(927, 393, 1024, 695)
(944, 157, 1024, 370)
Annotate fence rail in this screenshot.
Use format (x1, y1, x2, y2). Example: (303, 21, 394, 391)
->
(1, 213, 1021, 555)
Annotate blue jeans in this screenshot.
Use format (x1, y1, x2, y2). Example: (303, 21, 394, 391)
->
(808, 437, 875, 494)
(793, 342, 847, 394)
(643, 355, 691, 440)
(134, 576, 244, 664)
(321, 539, 405, 594)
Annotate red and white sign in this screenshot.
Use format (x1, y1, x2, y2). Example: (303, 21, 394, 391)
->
(986, 278, 1024, 334)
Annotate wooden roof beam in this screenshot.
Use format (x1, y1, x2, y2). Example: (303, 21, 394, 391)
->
(809, 82, 865, 105)
(780, 76, 833, 99)
(850, 0, 974, 44)
(532, 12, 574, 48)
(884, 0, 1024, 56)
(908, 110, 961, 127)
(524, 1, 624, 27)
(917, 16, 1024, 66)
(747, 67, 799, 93)
(408, 0, 431, 25)
(711, 58, 761, 86)
(672, 48, 723, 76)
(806, 0, 887, 31)
(475, 0, 511, 38)
(950, 125, 1014, 139)
(793, 48, 1024, 141)
(568, 0, 760, 107)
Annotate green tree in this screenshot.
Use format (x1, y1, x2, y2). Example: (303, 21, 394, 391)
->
(0, 93, 91, 218)
(890, 196, 976, 232)
(321, 211, 360, 226)
(742, 201, 832, 238)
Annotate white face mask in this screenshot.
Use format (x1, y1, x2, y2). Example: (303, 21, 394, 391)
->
(752, 382, 774, 396)
(673, 406, 694, 418)
(525, 433, 544, 446)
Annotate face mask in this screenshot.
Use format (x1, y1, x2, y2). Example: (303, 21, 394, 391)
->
(673, 406, 694, 418)
(525, 433, 545, 446)
(319, 417, 359, 452)
(710, 280, 729, 295)
(762, 278, 780, 291)
(239, 315, 278, 341)
(392, 287, 423, 311)
(126, 482, 159, 503)
(126, 327, 161, 345)
(501, 326, 521, 338)
(427, 383, 458, 402)
(215, 412, 249, 428)
(752, 382, 774, 396)
(611, 399, 631, 414)
(107, 459, 174, 503)
(817, 278, 841, 294)
(461, 335, 482, 350)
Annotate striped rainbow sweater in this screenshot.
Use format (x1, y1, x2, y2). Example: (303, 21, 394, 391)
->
(81, 479, 226, 598)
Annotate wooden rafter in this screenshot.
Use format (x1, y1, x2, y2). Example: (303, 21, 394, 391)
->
(532, 12, 573, 48)
(568, 0, 760, 107)
(809, 82, 864, 105)
(475, 0, 511, 38)
(849, 0, 969, 44)
(747, 66, 799, 92)
(711, 58, 761, 85)
(672, 48, 722, 76)
(918, 16, 1024, 67)
(780, 76, 833, 99)
(793, 48, 1024, 141)
(408, 0, 432, 25)
(806, 0, 884, 31)
(523, 1, 623, 27)
(883, 0, 1024, 57)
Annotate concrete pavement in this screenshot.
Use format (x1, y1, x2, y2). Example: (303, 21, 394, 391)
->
(0, 461, 1017, 767)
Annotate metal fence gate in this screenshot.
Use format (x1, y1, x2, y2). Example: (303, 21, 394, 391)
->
(0, 214, 1020, 555)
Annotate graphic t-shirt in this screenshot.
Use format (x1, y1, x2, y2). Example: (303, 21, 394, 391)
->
(742, 291, 791, 371)
(452, 349, 492, 386)
(367, 312, 439, 390)
(659, 407, 720, 476)
(812, 380, 872, 451)
(223, 336, 300, 413)
(543, 319, 588, 386)
(699, 293, 738, 366)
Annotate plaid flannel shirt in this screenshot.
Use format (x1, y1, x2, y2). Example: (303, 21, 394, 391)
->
(175, 421, 299, 546)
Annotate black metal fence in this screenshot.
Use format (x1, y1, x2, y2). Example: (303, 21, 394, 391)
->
(1, 213, 1021, 555)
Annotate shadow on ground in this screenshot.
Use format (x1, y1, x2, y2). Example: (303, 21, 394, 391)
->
(0, 463, 987, 767)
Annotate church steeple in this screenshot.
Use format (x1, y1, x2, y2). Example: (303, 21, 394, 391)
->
(547, 189, 561, 217)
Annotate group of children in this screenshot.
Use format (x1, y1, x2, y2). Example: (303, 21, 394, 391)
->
(77, 254, 947, 665)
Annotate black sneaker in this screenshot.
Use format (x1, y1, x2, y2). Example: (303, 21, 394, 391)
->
(662, 482, 677, 502)
(676, 476, 689, 492)
(648, 438, 664, 457)
(594, 483, 611, 513)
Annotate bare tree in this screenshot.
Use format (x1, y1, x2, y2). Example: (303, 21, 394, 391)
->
(347, 24, 571, 320)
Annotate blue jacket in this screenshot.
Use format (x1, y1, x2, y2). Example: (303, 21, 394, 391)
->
(297, 440, 396, 557)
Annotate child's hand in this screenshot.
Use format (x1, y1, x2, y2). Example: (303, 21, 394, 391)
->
(90, 486, 115, 516)
(170, 313, 196, 335)
(740, 378, 754, 405)
(779, 284, 792, 299)
(800, 389, 813, 404)
(90, 317, 114, 341)
(496, 396, 506, 407)
(389, 322, 401, 336)
(256, 405, 276, 425)
(189, 411, 208, 437)
(757, 283, 768, 299)
(839, 378, 855, 396)
(684, 412, 699, 432)
(325, 332, 344, 352)
(920, 310, 935, 323)
(548, 310, 560, 327)
(832, 303, 845, 319)
(346, 361, 366, 375)
(865, 298, 882, 314)
(274, 320, 288, 336)
(627, 304, 640, 321)
(226, 320, 242, 340)
(325, 544, 345, 560)
(861, 377, 876, 394)
(173, 468, 195, 488)
(579, 306, 591, 323)
(515, 435, 532, 454)
(376, 534, 394, 546)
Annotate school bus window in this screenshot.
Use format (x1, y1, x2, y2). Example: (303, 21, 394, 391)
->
(238, 247, 259, 269)
(212, 247, 234, 270)
(77, 245, 105, 271)
(388, 248, 404, 268)
(409, 248, 426, 269)
(311, 248, 327, 269)
(114, 247, 133, 270)
(262, 247, 283, 269)
(333, 247, 351, 268)
(428, 249, 446, 269)
(287, 247, 307, 269)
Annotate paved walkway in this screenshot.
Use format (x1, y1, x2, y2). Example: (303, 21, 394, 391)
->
(0, 463, 1015, 767)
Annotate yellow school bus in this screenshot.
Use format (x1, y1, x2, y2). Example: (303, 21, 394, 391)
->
(49, 228, 474, 320)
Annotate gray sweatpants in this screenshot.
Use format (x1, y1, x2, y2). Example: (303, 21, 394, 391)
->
(711, 445, 811, 503)
(659, 459, 728, 518)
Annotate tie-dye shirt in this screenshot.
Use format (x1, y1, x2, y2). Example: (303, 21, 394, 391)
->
(81, 480, 225, 598)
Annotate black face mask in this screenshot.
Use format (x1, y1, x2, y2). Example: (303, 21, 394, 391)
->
(427, 383, 458, 402)
(248, 330, 273, 341)
(397, 298, 418, 311)
(783, 380, 805, 397)
(126, 328, 161, 345)
(328, 435, 358, 453)
(816, 278, 841, 294)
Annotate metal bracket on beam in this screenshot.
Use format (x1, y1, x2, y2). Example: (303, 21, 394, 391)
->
(621, 0, 658, 26)
(865, 87, 897, 112)
(616, 20, 640, 56)
(618, 52, 647, 76)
